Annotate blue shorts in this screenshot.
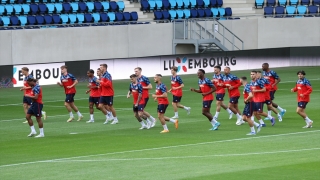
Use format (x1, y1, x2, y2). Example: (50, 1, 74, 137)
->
(157, 104, 168, 114)
(253, 102, 264, 112)
(23, 96, 32, 105)
(144, 98, 149, 107)
(265, 100, 272, 105)
(203, 100, 213, 109)
(99, 96, 113, 106)
(89, 96, 100, 105)
(270, 91, 276, 100)
(298, 101, 308, 109)
(229, 96, 240, 104)
(133, 104, 144, 112)
(27, 102, 43, 117)
(216, 93, 225, 101)
(243, 102, 253, 118)
(65, 93, 75, 103)
(172, 95, 182, 103)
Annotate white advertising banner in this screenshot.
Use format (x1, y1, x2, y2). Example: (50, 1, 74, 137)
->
(13, 63, 65, 87)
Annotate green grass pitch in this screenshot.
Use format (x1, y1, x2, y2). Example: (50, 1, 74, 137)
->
(0, 66, 319, 180)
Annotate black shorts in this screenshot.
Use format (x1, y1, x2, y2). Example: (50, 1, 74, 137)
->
(157, 104, 168, 114)
(270, 91, 276, 100)
(99, 96, 113, 106)
(243, 102, 253, 118)
(133, 104, 144, 112)
(65, 93, 75, 103)
(229, 96, 240, 104)
(265, 100, 272, 105)
(253, 102, 264, 112)
(27, 102, 43, 117)
(89, 96, 100, 105)
(203, 100, 213, 109)
(23, 96, 32, 105)
(144, 98, 149, 107)
(172, 95, 182, 103)
(216, 93, 225, 101)
(298, 101, 308, 109)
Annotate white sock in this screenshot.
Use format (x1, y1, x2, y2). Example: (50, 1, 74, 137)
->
(146, 119, 151, 124)
(42, 111, 46, 114)
(76, 111, 82, 117)
(183, 106, 188, 110)
(113, 117, 118, 121)
(39, 128, 44, 135)
(267, 115, 273, 119)
(305, 117, 312, 123)
(150, 116, 155, 120)
(90, 114, 94, 120)
(253, 121, 260, 127)
(215, 111, 220, 118)
(277, 113, 281, 117)
(251, 116, 254, 121)
(140, 121, 146, 126)
(277, 106, 284, 111)
(162, 124, 168, 130)
(227, 108, 232, 114)
(211, 119, 217, 126)
(174, 112, 178, 116)
(250, 126, 255, 133)
(69, 112, 74, 118)
(259, 119, 265, 124)
(236, 113, 242, 119)
(169, 118, 176, 123)
(268, 110, 271, 116)
(30, 125, 36, 132)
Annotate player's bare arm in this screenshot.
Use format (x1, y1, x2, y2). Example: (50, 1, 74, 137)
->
(172, 84, 184, 90)
(252, 87, 266, 93)
(143, 84, 152, 90)
(244, 92, 253, 103)
(25, 93, 39, 100)
(136, 93, 142, 107)
(152, 92, 167, 98)
(127, 91, 132, 98)
(190, 88, 202, 93)
(202, 86, 216, 96)
(67, 79, 78, 89)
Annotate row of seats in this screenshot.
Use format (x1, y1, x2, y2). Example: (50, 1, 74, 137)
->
(154, 7, 231, 20)
(0, 2, 124, 16)
(141, 0, 223, 12)
(0, 0, 112, 4)
(256, 0, 320, 8)
(0, 11, 138, 26)
(264, 5, 319, 16)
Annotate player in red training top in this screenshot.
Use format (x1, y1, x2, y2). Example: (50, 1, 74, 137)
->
(212, 66, 233, 121)
(262, 63, 286, 117)
(97, 68, 113, 120)
(85, 69, 101, 123)
(97, 64, 119, 125)
(191, 69, 219, 131)
(241, 76, 262, 135)
(127, 74, 152, 130)
(168, 66, 191, 119)
(152, 74, 179, 133)
(222, 67, 244, 125)
(134, 67, 156, 127)
(57, 65, 83, 122)
(25, 78, 45, 138)
(291, 70, 313, 128)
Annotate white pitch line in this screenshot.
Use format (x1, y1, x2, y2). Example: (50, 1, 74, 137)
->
(0, 130, 319, 168)
(50, 147, 320, 162)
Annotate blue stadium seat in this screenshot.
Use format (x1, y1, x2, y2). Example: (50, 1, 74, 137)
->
(266, 0, 276, 6)
(109, 1, 118, 12)
(196, 0, 204, 8)
(68, 14, 76, 24)
(141, 1, 149, 11)
(60, 14, 68, 24)
(255, 0, 264, 8)
(62, 3, 71, 13)
(211, 8, 218, 17)
(13, 5, 22, 15)
(44, 14, 53, 24)
(162, 10, 169, 19)
(204, 8, 212, 17)
(18, 16, 27, 26)
(123, 12, 131, 21)
(84, 13, 93, 23)
(313, 0, 320, 5)
(94, 2, 103, 12)
(27, 15, 36, 25)
(149, 1, 156, 11)
(115, 12, 123, 21)
(52, 14, 60, 24)
(90, 13, 99, 23)
(5, 5, 13, 15)
(183, 0, 189, 8)
(131, 11, 138, 21)
(34, 0, 40, 3)
(218, 7, 225, 16)
(168, 10, 176, 20)
(289, 0, 298, 5)
(47, 4, 55, 14)
(70, 3, 78, 13)
(300, 0, 310, 5)
(1, 16, 10, 26)
(275, 6, 285, 17)
(190, 0, 196, 8)
(286, 5, 296, 16)
(216, 0, 223, 7)
(176, 0, 183, 9)
(0, 5, 4, 16)
(176, 9, 183, 19)
(117, 1, 125, 12)
(30, 4, 39, 15)
(99, 13, 108, 22)
(197, 9, 205, 17)
(155, 0, 163, 10)
(36, 15, 44, 25)
(225, 7, 232, 16)
(190, 8, 198, 18)
(183, 9, 190, 18)
(210, 0, 217, 7)
(308, 5, 319, 15)
(162, 0, 170, 10)
(108, 12, 115, 22)
(297, 5, 307, 15)
(76, 13, 84, 23)
(86, 2, 94, 13)
(54, 3, 63, 13)
(101, 2, 109, 12)
(264, 6, 274, 16)
(154, 11, 163, 20)
(278, 0, 287, 6)
(10, 15, 19, 26)
(39, 4, 47, 14)
(78, 2, 87, 13)
(203, 0, 210, 8)
(17, 0, 24, 4)
(169, 0, 176, 9)
(21, 4, 30, 15)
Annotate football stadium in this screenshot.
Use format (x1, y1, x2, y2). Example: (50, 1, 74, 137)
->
(0, 0, 320, 179)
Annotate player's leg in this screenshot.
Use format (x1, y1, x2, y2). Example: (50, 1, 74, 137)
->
(142, 110, 156, 128)
(87, 97, 95, 123)
(22, 96, 32, 123)
(171, 96, 179, 118)
(297, 102, 313, 128)
(203, 101, 220, 130)
(68, 94, 83, 121)
(26, 111, 37, 137)
(34, 104, 44, 138)
(259, 110, 275, 126)
(106, 96, 118, 124)
(164, 115, 179, 129)
(158, 105, 169, 133)
(270, 91, 286, 116)
(254, 102, 266, 127)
